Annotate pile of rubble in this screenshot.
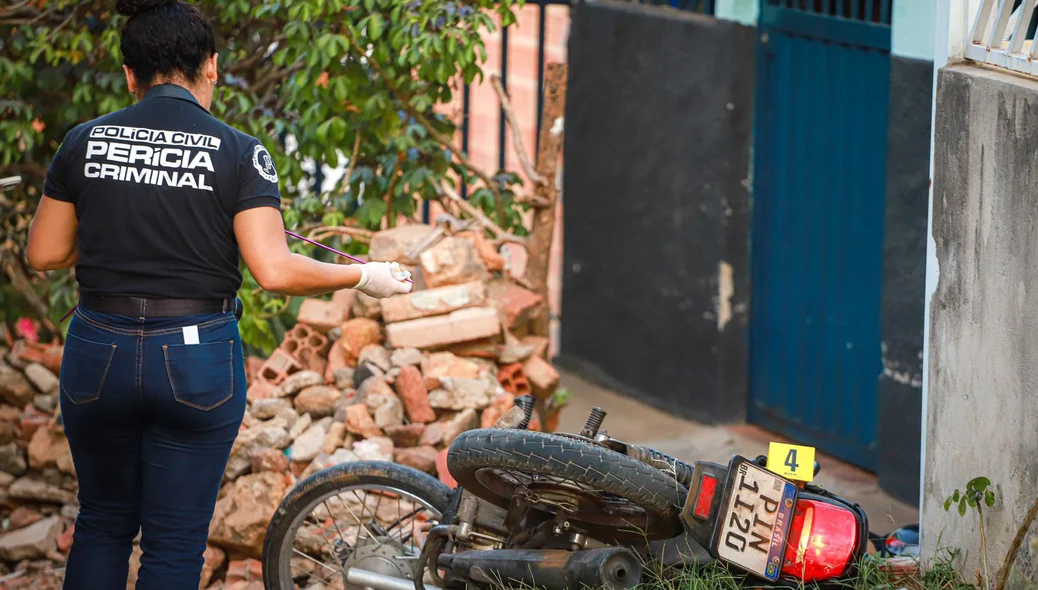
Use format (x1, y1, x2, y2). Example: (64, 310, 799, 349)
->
(0, 223, 566, 589)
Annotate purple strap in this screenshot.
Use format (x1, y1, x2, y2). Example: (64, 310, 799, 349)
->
(284, 230, 367, 265)
(58, 229, 411, 321)
(284, 230, 413, 283)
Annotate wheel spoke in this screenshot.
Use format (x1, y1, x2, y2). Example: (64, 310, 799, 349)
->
(274, 477, 444, 590)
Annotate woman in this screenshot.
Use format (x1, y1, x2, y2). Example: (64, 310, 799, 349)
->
(24, 0, 411, 587)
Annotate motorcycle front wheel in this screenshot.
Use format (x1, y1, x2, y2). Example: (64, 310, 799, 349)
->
(262, 460, 453, 590)
(447, 429, 688, 541)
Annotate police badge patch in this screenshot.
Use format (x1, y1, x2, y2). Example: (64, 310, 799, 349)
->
(252, 144, 278, 183)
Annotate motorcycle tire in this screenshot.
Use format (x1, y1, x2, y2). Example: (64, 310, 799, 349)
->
(262, 460, 453, 590)
(447, 429, 688, 540)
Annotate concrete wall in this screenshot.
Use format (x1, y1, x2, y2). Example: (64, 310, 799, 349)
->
(925, 64, 1038, 586)
(559, 0, 754, 423)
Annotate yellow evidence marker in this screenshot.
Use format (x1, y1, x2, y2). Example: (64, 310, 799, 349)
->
(766, 442, 816, 482)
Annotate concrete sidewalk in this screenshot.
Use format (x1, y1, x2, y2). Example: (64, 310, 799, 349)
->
(555, 369, 919, 535)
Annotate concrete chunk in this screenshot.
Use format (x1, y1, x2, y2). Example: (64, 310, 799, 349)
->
(0, 515, 62, 562)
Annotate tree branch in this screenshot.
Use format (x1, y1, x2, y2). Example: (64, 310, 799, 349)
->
(438, 182, 525, 245)
(490, 73, 544, 186)
(1, 252, 56, 335)
(228, 35, 287, 75)
(340, 25, 508, 224)
(307, 226, 374, 244)
(253, 61, 304, 98)
(384, 152, 405, 229)
(341, 128, 362, 196)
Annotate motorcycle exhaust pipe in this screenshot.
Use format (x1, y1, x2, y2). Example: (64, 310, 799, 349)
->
(438, 547, 642, 590)
(345, 567, 441, 590)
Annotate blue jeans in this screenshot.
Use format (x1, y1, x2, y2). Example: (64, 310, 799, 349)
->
(59, 307, 247, 589)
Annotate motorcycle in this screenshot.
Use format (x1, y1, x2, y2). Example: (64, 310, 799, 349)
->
(262, 396, 886, 589)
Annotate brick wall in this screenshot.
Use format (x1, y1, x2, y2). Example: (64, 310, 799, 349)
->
(442, 4, 571, 357)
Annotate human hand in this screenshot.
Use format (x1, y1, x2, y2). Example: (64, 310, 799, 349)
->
(354, 261, 413, 298)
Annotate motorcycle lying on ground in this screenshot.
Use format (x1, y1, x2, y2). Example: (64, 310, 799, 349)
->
(262, 396, 897, 590)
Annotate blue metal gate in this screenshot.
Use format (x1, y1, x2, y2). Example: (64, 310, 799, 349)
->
(748, 0, 892, 470)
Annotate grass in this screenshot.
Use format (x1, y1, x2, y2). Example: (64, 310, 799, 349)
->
(633, 552, 975, 590)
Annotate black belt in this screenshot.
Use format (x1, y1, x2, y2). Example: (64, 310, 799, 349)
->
(80, 294, 240, 318)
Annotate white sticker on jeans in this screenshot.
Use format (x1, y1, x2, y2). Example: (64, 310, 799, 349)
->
(182, 326, 200, 345)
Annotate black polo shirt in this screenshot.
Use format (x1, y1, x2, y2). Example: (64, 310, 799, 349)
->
(44, 84, 281, 300)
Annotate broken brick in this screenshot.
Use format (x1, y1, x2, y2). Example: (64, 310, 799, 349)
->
(486, 280, 543, 329)
(456, 231, 506, 272)
(436, 448, 455, 488)
(418, 237, 489, 289)
(394, 366, 436, 423)
(344, 404, 383, 439)
(481, 393, 516, 429)
(420, 352, 481, 390)
(520, 336, 550, 360)
(497, 363, 532, 397)
(246, 379, 274, 404)
(394, 446, 437, 474)
(380, 281, 487, 324)
(369, 224, 438, 265)
(297, 298, 348, 334)
(385, 307, 500, 350)
(258, 349, 302, 386)
(341, 319, 383, 366)
(384, 423, 425, 448)
(522, 356, 559, 399)
(245, 356, 265, 386)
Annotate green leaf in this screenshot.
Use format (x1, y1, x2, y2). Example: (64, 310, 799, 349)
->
(368, 13, 385, 40)
(952, 490, 960, 502)
(944, 497, 953, 512)
(968, 477, 991, 492)
(985, 490, 996, 507)
(958, 500, 967, 517)
(2, 0, 524, 342)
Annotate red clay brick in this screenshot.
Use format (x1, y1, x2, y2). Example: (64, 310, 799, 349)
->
(394, 366, 436, 423)
(436, 448, 455, 488)
(258, 349, 302, 386)
(497, 363, 532, 397)
(486, 280, 543, 329)
(341, 319, 383, 366)
(522, 355, 559, 399)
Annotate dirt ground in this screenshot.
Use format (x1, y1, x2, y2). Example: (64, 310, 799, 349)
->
(555, 369, 919, 535)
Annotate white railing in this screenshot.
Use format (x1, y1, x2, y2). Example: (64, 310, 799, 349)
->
(966, 0, 1038, 75)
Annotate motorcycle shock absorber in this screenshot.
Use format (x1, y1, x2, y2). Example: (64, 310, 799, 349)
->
(514, 395, 535, 429)
(580, 407, 607, 438)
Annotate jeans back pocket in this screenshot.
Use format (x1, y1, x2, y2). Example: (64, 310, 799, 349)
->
(60, 332, 117, 405)
(163, 341, 234, 411)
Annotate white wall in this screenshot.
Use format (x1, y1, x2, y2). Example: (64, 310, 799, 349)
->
(892, 0, 938, 60)
(714, 0, 757, 26)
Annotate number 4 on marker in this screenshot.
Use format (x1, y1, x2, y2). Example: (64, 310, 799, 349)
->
(767, 442, 816, 482)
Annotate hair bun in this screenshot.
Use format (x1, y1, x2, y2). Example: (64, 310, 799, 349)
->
(116, 0, 179, 17)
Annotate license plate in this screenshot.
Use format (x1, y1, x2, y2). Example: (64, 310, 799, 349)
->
(713, 458, 797, 581)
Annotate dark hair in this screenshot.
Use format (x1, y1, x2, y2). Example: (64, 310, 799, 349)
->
(116, 0, 216, 88)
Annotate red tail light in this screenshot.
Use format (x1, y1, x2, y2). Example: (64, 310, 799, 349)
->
(781, 499, 860, 581)
(692, 474, 718, 519)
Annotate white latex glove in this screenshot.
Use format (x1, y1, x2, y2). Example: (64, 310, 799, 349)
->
(354, 261, 412, 298)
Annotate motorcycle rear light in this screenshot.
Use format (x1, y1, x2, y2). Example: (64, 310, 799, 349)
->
(692, 474, 717, 519)
(781, 499, 860, 582)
